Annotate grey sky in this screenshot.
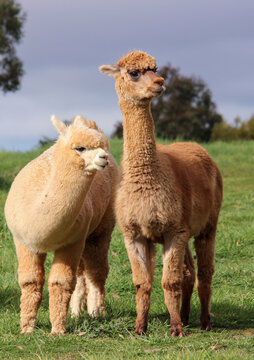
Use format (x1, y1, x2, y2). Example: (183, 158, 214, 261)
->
(1, 0, 254, 150)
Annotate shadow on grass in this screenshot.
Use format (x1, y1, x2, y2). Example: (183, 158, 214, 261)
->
(64, 300, 254, 337)
(1, 290, 253, 334)
(103, 300, 254, 331)
(147, 301, 254, 331)
(207, 301, 254, 330)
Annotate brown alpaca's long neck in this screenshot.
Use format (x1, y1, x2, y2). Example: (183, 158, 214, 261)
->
(120, 100, 158, 174)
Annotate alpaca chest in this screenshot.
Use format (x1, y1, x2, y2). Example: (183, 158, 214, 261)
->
(116, 187, 179, 240)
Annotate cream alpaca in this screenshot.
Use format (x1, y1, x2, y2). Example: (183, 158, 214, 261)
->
(5, 115, 119, 334)
(100, 51, 223, 337)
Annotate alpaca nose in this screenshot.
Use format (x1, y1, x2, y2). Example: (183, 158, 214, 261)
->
(154, 76, 164, 85)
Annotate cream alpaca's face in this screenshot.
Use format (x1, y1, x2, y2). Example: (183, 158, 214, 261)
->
(100, 51, 165, 103)
(51, 115, 109, 172)
(79, 147, 109, 172)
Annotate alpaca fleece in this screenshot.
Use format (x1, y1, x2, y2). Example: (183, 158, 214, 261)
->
(5, 116, 119, 334)
(100, 51, 223, 337)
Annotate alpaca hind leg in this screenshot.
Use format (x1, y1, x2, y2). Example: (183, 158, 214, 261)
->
(124, 233, 155, 334)
(48, 240, 83, 334)
(14, 239, 46, 334)
(162, 231, 189, 337)
(70, 257, 86, 317)
(81, 206, 115, 318)
(194, 225, 216, 330)
(82, 231, 111, 317)
(180, 244, 195, 326)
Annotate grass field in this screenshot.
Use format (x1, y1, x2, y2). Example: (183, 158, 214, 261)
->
(0, 139, 253, 359)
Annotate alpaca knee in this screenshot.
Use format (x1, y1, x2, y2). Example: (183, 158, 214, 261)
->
(135, 282, 152, 294)
(48, 268, 76, 293)
(183, 270, 195, 291)
(135, 282, 152, 308)
(162, 278, 182, 298)
(18, 270, 45, 289)
(197, 267, 214, 287)
(19, 272, 44, 309)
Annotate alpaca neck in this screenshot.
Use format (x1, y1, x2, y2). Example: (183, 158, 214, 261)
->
(119, 99, 158, 173)
(37, 145, 95, 235)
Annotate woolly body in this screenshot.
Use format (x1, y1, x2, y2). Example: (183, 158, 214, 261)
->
(100, 51, 223, 337)
(6, 144, 115, 253)
(5, 116, 119, 334)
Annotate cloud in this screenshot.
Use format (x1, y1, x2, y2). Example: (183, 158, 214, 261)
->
(1, 0, 253, 150)
(0, 66, 121, 151)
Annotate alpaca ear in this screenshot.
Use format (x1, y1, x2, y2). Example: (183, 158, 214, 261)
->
(73, 115, 87, 128)
(51, 115, 67, 135)
(99, 64, 120, 78)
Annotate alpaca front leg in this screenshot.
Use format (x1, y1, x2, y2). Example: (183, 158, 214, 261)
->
(48, 240, 83, 334)
(162, 231, 188, 337)
(124, 234, 155, 334)
(82, 230, 112, 317)
(14, 239, 46, 334)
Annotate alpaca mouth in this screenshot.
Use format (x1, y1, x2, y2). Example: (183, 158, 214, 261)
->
(152, 86, 165, 96)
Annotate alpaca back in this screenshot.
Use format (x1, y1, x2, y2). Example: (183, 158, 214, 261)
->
(5, 146, 55, 241)
(157, 142, 223, 236)
(5, 145, 119, 252)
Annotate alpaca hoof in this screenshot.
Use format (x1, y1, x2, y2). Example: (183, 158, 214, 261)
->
(88, 306, 105, 318)
(200, 315, 211, 331)
(70, 303, 85, 318)
(51, 328, 65, 335)
(21, 327, 34, 334)
(170, 324, 185, 337)
(134, 328, 147, 335)
(70, 312, 79, 319)
(21, 320, 35, 334)
(135, 321, 147, 335)
(200, 323, 212, 331)
(70, 294, 86, 318)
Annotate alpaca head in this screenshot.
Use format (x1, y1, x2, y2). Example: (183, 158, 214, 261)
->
(51, 115, 109, 172)
(100, 51, 165, 104)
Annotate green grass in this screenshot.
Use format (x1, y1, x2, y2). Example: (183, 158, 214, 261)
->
(0, 139, 254, 359)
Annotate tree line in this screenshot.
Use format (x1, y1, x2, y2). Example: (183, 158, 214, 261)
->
(1, 1, 253, 143)
(211, 116, 254, 141)
(0, 0, 25, 92)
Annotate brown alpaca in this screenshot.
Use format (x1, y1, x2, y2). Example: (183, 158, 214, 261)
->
(100, 51, 223, 337)
(5, 115, 119, 334)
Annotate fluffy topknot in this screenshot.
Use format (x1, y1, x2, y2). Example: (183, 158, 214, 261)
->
(117, 51, 157, 71)
(70, 115, 109, 151)
(72, 115, 100, 131)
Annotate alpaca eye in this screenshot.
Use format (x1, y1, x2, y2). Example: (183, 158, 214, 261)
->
(75, 146, 86, 152)
(129, 70, 140, 80)
(146, 67, 158, 73)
